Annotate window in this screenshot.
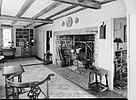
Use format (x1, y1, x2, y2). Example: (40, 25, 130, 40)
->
(3, 29, 12, 47)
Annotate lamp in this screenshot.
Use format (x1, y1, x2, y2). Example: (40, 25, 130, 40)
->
(70, 49, 74, 54)
(114, 38, 123, 50)
(31, 39, 34, 43)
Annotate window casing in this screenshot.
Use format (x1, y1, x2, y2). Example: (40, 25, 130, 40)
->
(3, 29, 12, 47)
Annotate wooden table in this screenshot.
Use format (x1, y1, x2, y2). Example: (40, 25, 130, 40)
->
(88, 67, 109, 95)
(0, 48, 16, 57)
(2, 65, 25, 99)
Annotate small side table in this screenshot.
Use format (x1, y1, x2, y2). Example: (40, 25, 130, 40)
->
(43, 53, 52, 65)
(2, 65, 25, 99)
(88, 67, 109, 95)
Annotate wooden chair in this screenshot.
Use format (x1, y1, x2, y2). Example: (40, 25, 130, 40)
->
(6, 73, 54, 99)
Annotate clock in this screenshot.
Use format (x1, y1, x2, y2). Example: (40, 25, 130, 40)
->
(66, 17, 73, 27)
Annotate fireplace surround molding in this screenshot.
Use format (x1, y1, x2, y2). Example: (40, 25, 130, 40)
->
(54, 26, 98, 36)
(53, 26, 98, 68)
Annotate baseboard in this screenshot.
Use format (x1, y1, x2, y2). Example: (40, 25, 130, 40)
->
(35, 56, 43, 61)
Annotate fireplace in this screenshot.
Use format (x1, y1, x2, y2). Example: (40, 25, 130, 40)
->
(55, 34, 96, 70)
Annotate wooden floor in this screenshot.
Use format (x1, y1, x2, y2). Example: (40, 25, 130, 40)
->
(46, 64, 127, 98)
(0, 57, 127, 99)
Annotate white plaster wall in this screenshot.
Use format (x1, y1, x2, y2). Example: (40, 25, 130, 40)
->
(96, 0, 127, 90)
(129, 13, 136, 100)
(54, 9, 90, 31)
(35, 28, 44, 59)
(35, 24, 53, 59)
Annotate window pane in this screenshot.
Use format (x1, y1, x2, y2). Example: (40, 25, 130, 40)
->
(3, 29, 12, 47)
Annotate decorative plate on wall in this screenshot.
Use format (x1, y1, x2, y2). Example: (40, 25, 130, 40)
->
(75, 17, 79, 24)
(62, 21, 65, 26)
(66, 16, 73, 27)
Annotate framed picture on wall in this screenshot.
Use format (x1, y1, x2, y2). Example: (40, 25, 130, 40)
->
(99, 22, 106, 39)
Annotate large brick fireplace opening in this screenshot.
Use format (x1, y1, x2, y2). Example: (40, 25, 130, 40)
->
(55, 34, 97, 72)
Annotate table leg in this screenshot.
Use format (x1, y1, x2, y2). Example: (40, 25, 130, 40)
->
(105, 74, 109, 88)
(18, 74, 22, 82)
(5, 76, 8, 99)
(88, 72, 91, 89)
(95, 74, 98, 84)
(99, 76, 102, 95)
(18, 74, 22, 93)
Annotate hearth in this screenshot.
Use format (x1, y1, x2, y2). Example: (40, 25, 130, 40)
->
(55, 34, 96, 69)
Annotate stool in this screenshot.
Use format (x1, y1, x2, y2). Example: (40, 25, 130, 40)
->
(88, 67, 109, 95)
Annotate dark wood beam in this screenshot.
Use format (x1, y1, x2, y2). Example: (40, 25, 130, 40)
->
(32, 2, 61, 19)
(24, 1, 61, 28)
(34, 7, 86, 28)
(0, 0, 2, 15)
(53, 7, 86, 20)
(10, 0, 36, 26)
(45, 5, 77, 20)
(26, 5, 77, 28)
(1, 24, 13, 28)
(0, 15, 53, 23)
(53, 0, 101, 9)
(100, 0, 117, 4)
(34, 23, 48, 28)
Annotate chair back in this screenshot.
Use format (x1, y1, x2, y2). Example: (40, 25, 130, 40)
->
(6, 73, 54, 99)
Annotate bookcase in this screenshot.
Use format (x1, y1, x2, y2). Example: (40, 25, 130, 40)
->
(114, 49, 127, 90)
(16, 28, 34, 57)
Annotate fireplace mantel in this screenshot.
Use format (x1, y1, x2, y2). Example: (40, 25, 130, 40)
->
(54, 26, 98, 36)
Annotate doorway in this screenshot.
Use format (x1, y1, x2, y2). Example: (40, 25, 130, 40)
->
(113, 17, 127, 97)
(44, 30, 52, 64)
(46, 31, 50, 53)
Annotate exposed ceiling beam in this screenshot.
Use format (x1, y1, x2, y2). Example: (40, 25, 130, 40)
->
(34, 7, 86, 28)
(0, 15, 53, 24)
(34, 23, 49, 28)
(24, 1, 61, 28)
(53, 0, 101, 9)
(25, 4, 77, 28)
(99, 0, 117, 4)
(10, 0, 36, 26)
(53, 7, 86, 20)
(0, 0, 2, 15)
(45, 5, 77, 20)
(32, 1, 61, 19)
(1, 24, 13, 28)
(34, 0, 116, 28)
